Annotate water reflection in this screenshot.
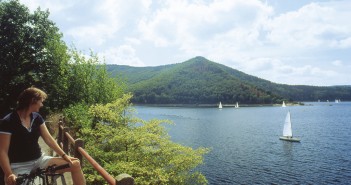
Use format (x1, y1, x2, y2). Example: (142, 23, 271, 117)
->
(282, 141, 294, 156)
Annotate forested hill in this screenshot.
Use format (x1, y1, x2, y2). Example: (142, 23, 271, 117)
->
(107, 56, 351, 104)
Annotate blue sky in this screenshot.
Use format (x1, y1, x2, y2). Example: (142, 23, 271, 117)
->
(21, 0, 351, 86)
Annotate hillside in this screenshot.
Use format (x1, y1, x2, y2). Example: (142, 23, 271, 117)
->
(107, 56, 351, 104)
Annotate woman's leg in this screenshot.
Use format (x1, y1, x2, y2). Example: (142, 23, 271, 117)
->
(45, 157, 86, 185)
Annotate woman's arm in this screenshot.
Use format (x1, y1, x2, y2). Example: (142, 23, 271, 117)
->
(39, 124, 73, 164)
(0, 133, 16, 184)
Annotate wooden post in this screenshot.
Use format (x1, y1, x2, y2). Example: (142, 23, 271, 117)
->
(74, 139, 84, 166)
(57, 120, 63, 146)
(62, 127, 69, 154)
(115, 174, 134, 185)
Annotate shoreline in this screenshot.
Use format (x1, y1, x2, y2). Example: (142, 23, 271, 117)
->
(133, 102, 304, 107)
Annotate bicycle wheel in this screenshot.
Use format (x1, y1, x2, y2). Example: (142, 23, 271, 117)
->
(45, 174, 66, 185)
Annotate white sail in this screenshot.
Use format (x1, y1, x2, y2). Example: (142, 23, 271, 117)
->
(219, 102, 222, 109)
(282, 101, 286, 107)
(282, 111, 292, 137)
(235, 102, 239, 108)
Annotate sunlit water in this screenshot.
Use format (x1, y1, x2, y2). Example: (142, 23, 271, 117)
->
(134, 102, 351, 184)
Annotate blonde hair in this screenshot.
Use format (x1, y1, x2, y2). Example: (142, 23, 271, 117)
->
(17, 87, 47, 110)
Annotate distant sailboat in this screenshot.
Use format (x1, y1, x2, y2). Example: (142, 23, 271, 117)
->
(282, 101, 286, 107)
(279, 111, 300, 142)
(219, 102, 222, 109)
(235, 102, 239, 108)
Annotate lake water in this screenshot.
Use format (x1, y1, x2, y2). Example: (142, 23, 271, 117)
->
(134, 102, 351, 184)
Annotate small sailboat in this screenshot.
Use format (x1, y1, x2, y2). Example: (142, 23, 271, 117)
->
(282, 101, 286, 107)
(235, 102, 239, 108)
(279, 111, 300, 142)
(219, 102, 222, 109)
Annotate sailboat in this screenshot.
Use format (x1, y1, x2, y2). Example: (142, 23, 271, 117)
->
(219, 102, 222, 109)
(279, 111, 300, 142)
(282, 101, 286, 107)
(235, 102, 239, 108)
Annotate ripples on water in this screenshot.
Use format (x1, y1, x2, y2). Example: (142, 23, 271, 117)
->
(135, 102, 351, 184)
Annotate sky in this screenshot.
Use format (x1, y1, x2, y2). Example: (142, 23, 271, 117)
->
(20, 0, 351, 86)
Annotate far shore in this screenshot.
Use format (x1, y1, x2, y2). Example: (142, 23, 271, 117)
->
(133, 102, 305, 108)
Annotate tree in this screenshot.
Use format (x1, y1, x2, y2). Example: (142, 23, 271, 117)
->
(0, 1, 125, 116)
(0, 0, 69, 116)
(66, 49, 125, 106)
(63, 94, 209, 185)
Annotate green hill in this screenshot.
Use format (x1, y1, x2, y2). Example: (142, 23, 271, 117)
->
(107, 56, 351, 104)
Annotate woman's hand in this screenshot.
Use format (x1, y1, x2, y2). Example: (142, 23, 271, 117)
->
(6, 174, 16, 185)
(62, 153, 79, 165)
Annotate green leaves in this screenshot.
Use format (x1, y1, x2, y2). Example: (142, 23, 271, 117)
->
(64, 94, 210, 184)
(0, 1, 124, 116)
(65, 49, 125, 107)
(107, 57, 286, 105)
(0, 0, 69, 115)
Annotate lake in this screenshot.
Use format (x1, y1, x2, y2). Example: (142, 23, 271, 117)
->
(134, 102, 351, 184)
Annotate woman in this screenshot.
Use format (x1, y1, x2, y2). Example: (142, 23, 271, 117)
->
(0, 87, 86, 185)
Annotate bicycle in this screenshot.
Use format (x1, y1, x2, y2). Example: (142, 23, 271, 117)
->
(16, 163, 70, 185)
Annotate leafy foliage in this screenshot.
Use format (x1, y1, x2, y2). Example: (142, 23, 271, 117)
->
(64, 49, 125, 106)
(0, 1, 125, 116)
(60, 103, 92, 136)
(0, 0, 69, 116)
(107, 56, 351, 104)
(108, 57, 286, 104)
(63, 94, 209, 185)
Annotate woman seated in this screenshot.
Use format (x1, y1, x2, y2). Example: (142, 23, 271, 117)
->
(0, 87, 86, 185)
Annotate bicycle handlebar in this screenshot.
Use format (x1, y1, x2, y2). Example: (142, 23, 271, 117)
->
(46, 163, 70, 173)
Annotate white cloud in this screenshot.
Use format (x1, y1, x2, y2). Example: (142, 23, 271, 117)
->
(332, 37, 351, 48)
(332, 60, 342, 66)
(18, 0, 351, 85)
(66, 24, 116, 47)
(22, 0, 151, 50)
(99, 45, 144, 66)
(266, 1, 351, 50)
(125, 37, 142, 45)
(138, 0, 273, 50)
(235, 57, 341, 85)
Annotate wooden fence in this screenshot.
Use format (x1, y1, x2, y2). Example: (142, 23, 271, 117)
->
(57, 118, 134, 185)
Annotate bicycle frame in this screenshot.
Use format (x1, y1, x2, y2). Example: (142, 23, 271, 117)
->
(16, 163, 69, 185)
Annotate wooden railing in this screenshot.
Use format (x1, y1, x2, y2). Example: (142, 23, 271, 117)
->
(57, 118, 134, 185)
